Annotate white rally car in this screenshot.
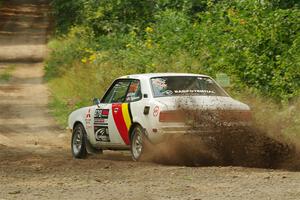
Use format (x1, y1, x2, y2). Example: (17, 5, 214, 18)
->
(68, 73, 252, 160)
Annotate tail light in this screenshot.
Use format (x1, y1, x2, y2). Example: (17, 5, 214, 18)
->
(159, 111, 185, 122)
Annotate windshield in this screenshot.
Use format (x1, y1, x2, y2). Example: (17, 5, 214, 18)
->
(151, 76, 228, 97)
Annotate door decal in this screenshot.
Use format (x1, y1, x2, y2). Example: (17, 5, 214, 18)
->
(112, 103, 132, 145)
(94, 109, 110, 142)
(122, 103, 131, 131)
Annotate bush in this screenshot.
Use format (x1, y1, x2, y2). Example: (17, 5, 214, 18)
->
(193, 1, 300, 101)
(51, 1, 85, 34)
(45, 26, 95, 79)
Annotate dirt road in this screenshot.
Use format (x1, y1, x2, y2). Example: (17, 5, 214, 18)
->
(0, 0, 299, 200)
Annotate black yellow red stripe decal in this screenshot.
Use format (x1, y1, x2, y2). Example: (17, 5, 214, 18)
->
(112, 103, 132, 145)
(128, 103, 133, 122)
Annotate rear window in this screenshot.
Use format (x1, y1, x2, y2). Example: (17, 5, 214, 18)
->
(151, 76, 228, 97)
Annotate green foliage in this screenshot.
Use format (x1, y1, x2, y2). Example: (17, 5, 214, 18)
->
(45, 26, 95, 79)
(47, 0, 300, 125)
(193, 1, 300, 101)
(51, 1, 85, 33)
(51, 0, 213, 35)
(0, 65, 15, 83)
(0, 73, 10, 82)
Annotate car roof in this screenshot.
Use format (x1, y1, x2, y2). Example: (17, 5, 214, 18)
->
(119, 73, 210, 79)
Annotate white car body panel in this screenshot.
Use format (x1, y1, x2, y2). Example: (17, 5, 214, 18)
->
(68, 73, 251, 149)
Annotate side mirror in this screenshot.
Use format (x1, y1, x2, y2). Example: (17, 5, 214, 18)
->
(93, 98, 101, 105)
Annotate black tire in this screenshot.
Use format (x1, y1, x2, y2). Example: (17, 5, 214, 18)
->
(130, 125, 149, 161)
(71, 123, 88, 159)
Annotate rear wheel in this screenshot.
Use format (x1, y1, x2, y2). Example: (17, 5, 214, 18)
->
(130, 125, 148, 161)
(71, 123, 88, 159)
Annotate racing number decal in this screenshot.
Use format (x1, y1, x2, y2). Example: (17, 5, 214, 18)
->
(153, 106, 159, 117)
(112, 103, 132, 145)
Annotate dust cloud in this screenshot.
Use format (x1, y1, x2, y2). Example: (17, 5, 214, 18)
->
(142, 104, 300, 171)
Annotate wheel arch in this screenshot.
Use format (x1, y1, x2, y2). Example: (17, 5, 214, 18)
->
(73, 121, 86, 132)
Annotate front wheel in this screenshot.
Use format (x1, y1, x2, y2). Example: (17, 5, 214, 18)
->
(130, 125, 149, 161)
(71, 123, 88, 159)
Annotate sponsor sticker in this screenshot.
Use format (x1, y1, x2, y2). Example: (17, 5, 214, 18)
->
(153, 106, 159, 117)
(152, 78, 167, 90)
(94, 118, 105, 124)
(94, 109, 110, 142)
(174, 89, 215, 94)
(95, 109, 109, 119)
(85, 108, 92, 128)
(94, 126, 110, 142)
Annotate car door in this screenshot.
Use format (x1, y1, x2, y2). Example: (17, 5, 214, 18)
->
(95, 79, 130, 146)
(110, 79, 142, 146)
(98, 79, 142, 146)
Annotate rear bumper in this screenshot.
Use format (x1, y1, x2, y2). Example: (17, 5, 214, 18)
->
(149, 122, 252, 143)
(160, 121, 251, 133)
(160, 126, 214, 135)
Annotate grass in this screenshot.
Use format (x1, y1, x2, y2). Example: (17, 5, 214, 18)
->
(0, 65, 15, 83)
(48, 97, 70, 128)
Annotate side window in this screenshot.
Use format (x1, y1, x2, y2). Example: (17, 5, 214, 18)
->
(125, 80, 142, 102)
(102, 80, 131, 103)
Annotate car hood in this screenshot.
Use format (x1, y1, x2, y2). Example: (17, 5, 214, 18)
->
(154, 96, 250, 111)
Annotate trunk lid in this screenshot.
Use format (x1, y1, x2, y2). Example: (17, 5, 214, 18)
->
(155, 96, 250, 111)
